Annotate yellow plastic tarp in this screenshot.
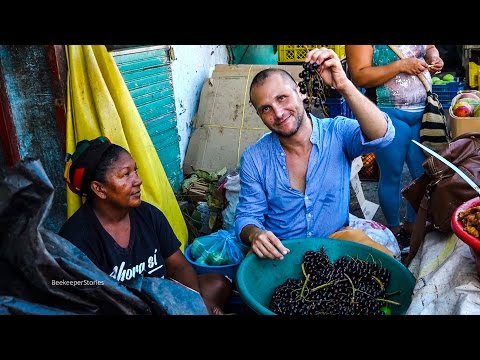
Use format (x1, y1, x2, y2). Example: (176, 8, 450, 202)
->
(65, 45, 188, 250)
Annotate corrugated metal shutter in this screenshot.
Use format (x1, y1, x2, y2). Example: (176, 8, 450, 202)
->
(112, 46, 183, 191)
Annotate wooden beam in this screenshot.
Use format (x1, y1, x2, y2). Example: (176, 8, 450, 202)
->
(45, 45, 67, 155)
(0, 63, 20, 167)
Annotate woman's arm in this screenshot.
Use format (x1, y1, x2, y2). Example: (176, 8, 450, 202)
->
(165, 250, 227, 314)
(346, 45, 400, 87)
(425, 45, 444, 74)
(165, 249, 201, 292)
(346, 45, 428, 87)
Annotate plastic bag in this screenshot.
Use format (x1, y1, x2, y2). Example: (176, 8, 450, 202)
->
(190, 230, 248, 266)
(222, 172, 240, 232)
(0, 159, 207, 315)
(348, 214, 400, 258)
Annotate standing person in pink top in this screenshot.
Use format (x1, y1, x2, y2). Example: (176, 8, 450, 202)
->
(346, 45, 444, 249)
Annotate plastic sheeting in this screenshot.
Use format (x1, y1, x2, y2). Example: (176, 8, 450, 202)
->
(407, 231, 480, 315)
(222, 172, 240, 232)
(0, 159, 208, 315)
(349, 214, 401, 258)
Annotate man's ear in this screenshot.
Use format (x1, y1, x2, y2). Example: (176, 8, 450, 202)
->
(91, 181, 107, 199)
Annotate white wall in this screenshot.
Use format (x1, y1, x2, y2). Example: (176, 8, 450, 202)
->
(170, 45, 229, 166)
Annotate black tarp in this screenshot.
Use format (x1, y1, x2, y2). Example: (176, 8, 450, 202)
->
(0, 159, 208, 315)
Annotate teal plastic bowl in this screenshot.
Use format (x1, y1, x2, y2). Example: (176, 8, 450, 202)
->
(236, 237, 416, 315)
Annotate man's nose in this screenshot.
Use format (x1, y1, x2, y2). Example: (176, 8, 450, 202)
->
(272, 104, 284, 119)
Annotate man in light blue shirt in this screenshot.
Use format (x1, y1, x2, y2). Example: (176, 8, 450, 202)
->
(235, 48, 395, 260)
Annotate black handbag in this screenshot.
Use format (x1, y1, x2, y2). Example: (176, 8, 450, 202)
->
(388, 45, 451, 155)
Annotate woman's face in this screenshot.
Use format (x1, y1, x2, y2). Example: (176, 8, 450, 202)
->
(102, 151, 142, 208)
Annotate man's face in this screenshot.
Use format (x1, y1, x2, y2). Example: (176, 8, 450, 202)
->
(251, 73, 306, 138)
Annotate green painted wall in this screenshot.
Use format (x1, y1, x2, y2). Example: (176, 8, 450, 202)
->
(230, 45, 278, 65)
(113, 47, 183, 192)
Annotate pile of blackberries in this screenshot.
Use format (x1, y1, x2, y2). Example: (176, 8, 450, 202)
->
(298, 62, 328, 115)
(270, 247, 395, 315)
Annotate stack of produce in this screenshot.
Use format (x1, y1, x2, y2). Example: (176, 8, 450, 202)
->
(451, 92, 480, 118)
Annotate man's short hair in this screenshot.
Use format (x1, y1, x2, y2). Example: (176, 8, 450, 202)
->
(249, 68, 297, 106)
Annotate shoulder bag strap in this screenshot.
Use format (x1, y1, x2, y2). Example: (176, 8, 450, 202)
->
(388, 45, 432, 93)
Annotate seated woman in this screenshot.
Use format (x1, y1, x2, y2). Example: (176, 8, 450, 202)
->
(59, 136, 232, 314)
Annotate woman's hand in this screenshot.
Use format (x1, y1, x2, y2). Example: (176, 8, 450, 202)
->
(203, 298, 224, 315)
(428, 56, 444, 75)
(399, 58, 429, 76)
(425, 45, 444, 75)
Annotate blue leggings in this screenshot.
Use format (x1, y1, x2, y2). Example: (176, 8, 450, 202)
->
(375, 108, 426, 227)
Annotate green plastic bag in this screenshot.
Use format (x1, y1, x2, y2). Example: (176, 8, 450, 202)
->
(190, 230, 248, 266)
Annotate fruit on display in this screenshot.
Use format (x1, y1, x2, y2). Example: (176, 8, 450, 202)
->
(458, 206, 480, 238)
(442, 74, 455, 82)
(269, 247, 399, 315)
(453, 101, 474, 117)
(451, 92, 480, 118)
(452, 100, 473, 111)
(459, 98, 480, 109)
(458, 92, 480, 101)
(432, 74, 456, 85)
(474, 105, 480, 118)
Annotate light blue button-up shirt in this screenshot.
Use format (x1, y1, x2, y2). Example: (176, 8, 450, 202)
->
(234, 113, 394, 240)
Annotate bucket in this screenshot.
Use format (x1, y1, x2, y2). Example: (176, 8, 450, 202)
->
(236, 237, 416, 315)
(184, 244, 240, 283)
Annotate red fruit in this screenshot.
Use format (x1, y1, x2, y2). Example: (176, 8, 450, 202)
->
(453, 105, 473, 117)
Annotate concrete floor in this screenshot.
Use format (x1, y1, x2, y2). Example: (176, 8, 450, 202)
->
(349, 163, 413, 227)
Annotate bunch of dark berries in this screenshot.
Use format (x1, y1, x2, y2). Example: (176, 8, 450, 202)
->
(298, 62, 329, 115)
(269, 247, 399, 315)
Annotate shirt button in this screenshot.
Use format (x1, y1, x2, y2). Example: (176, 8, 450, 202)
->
(307, 213, 312, 218)
(281, 153, 285, 156)
(282, 165, 286, 169)
(305, 196, 309, 200)
(308, 231, 313, 236)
